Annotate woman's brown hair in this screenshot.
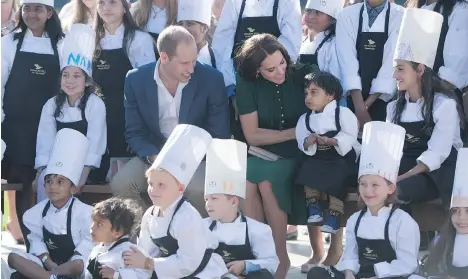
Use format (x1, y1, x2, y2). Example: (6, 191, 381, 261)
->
(357, 177, 400, 210)
(235, 33, 292, 82)
(62, 0, 94, 30)
(131, 0, 177, 31)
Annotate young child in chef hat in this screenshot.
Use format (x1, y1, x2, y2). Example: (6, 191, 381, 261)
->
(85, 197, 152, 279)
(177, 0, 217, 68)
(203, 139, 278, 279)
(411, 148, 468, 279)
(122, 124, 228, 279)
(8, 128, 94, 279)
(35, 23, 107, 202)
(307, 121, 420, 279)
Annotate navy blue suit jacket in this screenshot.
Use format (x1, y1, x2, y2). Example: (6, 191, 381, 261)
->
(124, 61, 230, 159)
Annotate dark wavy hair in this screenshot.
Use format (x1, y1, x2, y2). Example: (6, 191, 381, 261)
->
(235, 33, 292, 82)
(391, 62, 465, 134)
(55, 68, 98, 118)
(94, 0, 139, 60)
(304, 71, 343, 104)
(13, 4, 64, 48)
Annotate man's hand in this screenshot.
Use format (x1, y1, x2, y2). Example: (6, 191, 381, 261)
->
(32, 167, 45, 193)
(226, 261, 245, 276)
(147, 154, 158, 165)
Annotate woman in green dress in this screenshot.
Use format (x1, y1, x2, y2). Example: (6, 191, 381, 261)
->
(235, 33, 318, 279)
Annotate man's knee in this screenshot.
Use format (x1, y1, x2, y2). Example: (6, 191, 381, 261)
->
(110, 157, 147, 196)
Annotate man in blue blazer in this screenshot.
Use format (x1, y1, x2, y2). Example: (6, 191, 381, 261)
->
(110, 26, 230, 212)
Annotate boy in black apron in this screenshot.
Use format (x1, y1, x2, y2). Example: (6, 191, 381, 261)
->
(8, 128, 94, 279)
(203, 139, 278, 279)
(336, 0, 403, 125)
(122, 124, 227, 279)
(85, 197, 152, 279)
(295, 71, 359, 234)
(307, 121, 420, 279)
(177, 0, 217, 68)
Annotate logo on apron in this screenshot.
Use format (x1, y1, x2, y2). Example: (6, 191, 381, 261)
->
(363, 247, 378, 260)
(405, 133, 420, 144)
(364, 39, 377, 51)
(222, 250, 234, 262)
(46, 238, 58, 250)
(317, 145, 332, 151)
(244, 27, 257, 39)
(30, 64, 46, 75)
(96, 60, 111, 70)
(159, 246, 169, 255)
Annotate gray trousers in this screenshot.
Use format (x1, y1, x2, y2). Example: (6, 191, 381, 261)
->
(110, 157, 208, 216)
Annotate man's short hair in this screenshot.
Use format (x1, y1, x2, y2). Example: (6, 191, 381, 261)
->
(157, 26, 195, 59)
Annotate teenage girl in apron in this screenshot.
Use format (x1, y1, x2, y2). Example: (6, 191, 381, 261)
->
(211, 0, 302, 143)
(336, 0, 404, 125)
(93, 0, 155, 182)
(35, 24, 107, 202)
(59, 0, 95, 31)
(1, 0, 63, 249)
(411, 148, 468, 279)
(308, 121, 420, 279)
(131, 0, 178, 59)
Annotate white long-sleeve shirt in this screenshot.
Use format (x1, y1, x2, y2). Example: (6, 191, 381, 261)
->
(386, 93, 463, 171)
(299, 32, 341, 80)
(11, 197, 95, 276)
(35, 94, 107, 169)
(296, 100, 359, 157)
(336, 2, 403, 101)
(138, 196, 228, 279)
(99, 24, 156, 68)
(59, 2, 94, 31)
(204, 215, 279, 274)
(336, 206, 420, 278)
(85, 238, 152, 279)
(421, 2, 468, 90)
(212, 0, 302, 87)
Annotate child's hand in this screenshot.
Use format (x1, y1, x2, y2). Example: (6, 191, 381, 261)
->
(44, 259, 58, 271)
(344, 270, 356, 279)
(123, 246, 147, 269)
(317, 136, 336, 146)
(304, 134, 318, 150)
(226, 261, 245, 276)
(99, 265, 116, 279)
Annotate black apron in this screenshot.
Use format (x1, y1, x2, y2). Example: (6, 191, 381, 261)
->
(42, 198, 77, 265)
(347, 2, 391, 122)
(209, 215, 255, 263)
(86, 237, 130, 279)
(2, 35, 60, 167)
(149, 198, 213, 279)
(298, 33, 333, 68)
(93, 48, 133, 158)
(397, 119, 458, 205)
(208, 45, 217, 69)
(56, 107, 88, 135)
(149, 32, 160, 60)
(231, 0, 281, 59)
(355, 205, 408, 279)
(295, 106, 357, 200)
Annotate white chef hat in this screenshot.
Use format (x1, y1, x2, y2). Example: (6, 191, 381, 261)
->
(60, 24, 95, 76)
(44, 128, 89, 186)
(149, 124, 212, 187)
(20, 0, 53, 7)
(305, 0, 345, 19)
(359, 121, 406, 184)
(177, 0, 213, 27)
(205, 139, 247, 199)
(1, 140, 5, 161)
(451, 148, 468, 209)
(394, 8, 443, 69)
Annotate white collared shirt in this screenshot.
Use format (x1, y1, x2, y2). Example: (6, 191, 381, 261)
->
(35, 94, 107, 168)
(153, 60, 187, 138)
(212, 0, 302, 86)
(204, 215, 279, 274)
(143, 4, 167, 34)
(336, 2, 404, 100)
(386, 93, 463, 171)
(99, 24, 156, 68)
(336, 206, 420, 278)
(299, 31, 341, 80)
(296, 100, 360, 157)
(85, 237, 152, 279)
(453, 234, 468, 267)
(138, 196, 228, 279)
(198, 43, 215, 68)
(422, 2, 468, 89)
(22, 197, 94, 269)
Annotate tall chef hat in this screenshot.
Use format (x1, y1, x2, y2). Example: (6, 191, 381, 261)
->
(394, 8, 443, 69)
(451, 148, 468, 209)
(205, 139, 247, 199)
(149, 124, 212, 187)
(305, 0, 345, 19)
(44, 128, 89, 186)
(60, 24, 96, 76)
(20, 0, 53, 7)
(177, 0, 213, 27)
(359, 121, 406, 184)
